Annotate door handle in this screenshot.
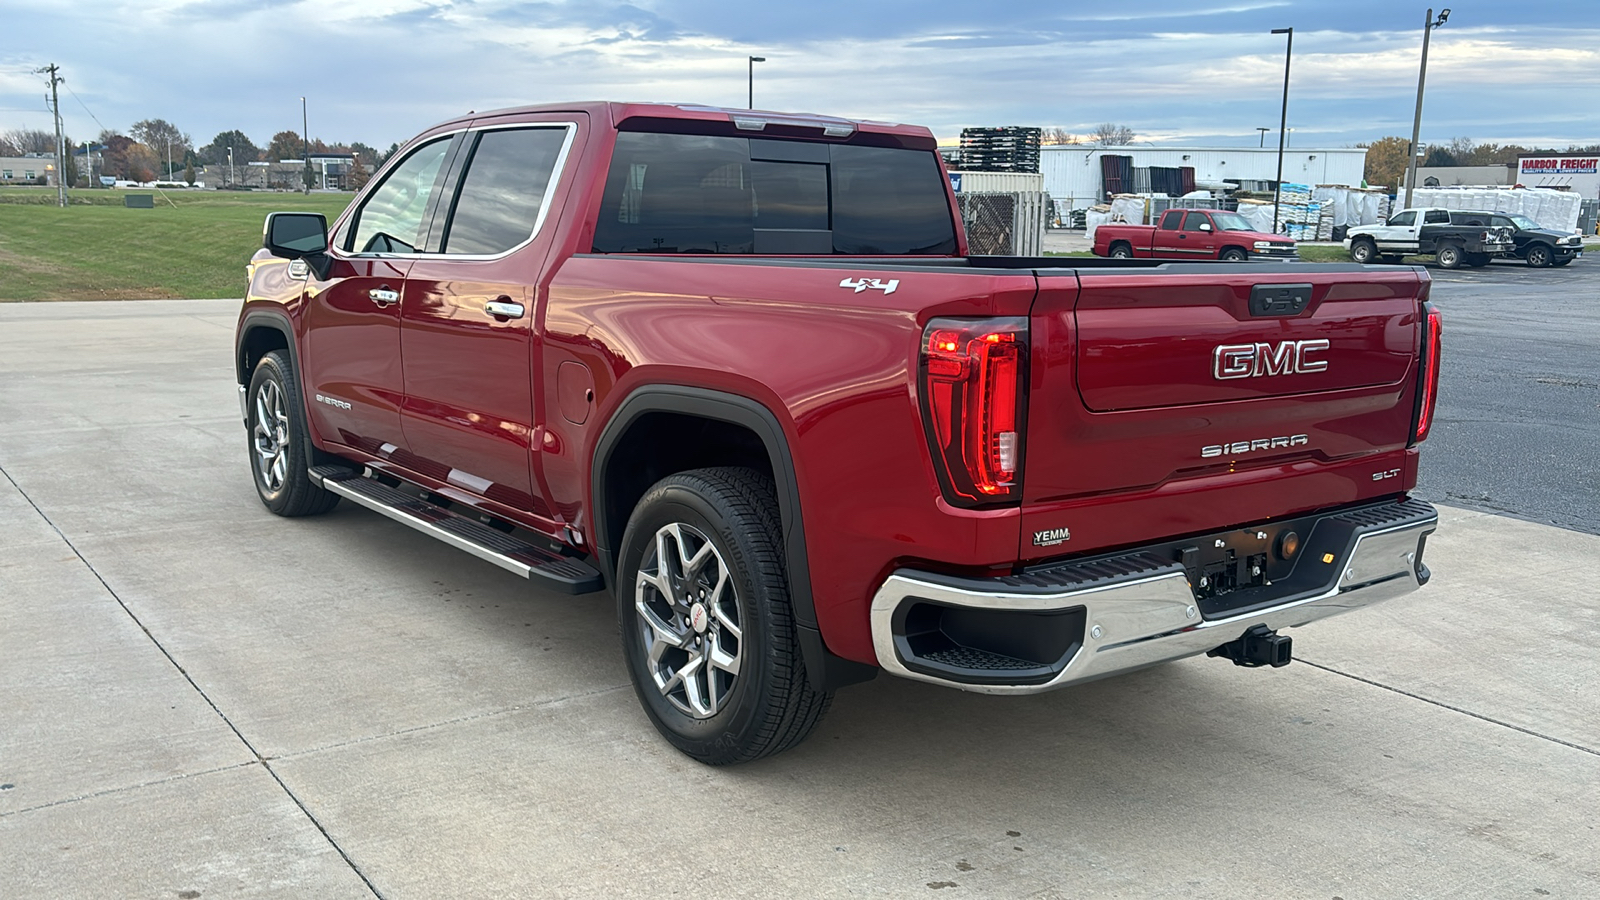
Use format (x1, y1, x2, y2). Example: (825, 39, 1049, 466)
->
(368, 287, 399, 307)
(485, 298, 525, 319)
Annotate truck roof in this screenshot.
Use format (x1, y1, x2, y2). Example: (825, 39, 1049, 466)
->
(427, 101, 938, 147)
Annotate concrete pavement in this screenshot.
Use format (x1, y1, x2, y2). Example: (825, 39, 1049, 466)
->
(2, 299, 1597, 898)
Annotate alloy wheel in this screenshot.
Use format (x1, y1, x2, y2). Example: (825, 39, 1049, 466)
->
(634, 522, 743, 718)
(252, 380, 290, 492)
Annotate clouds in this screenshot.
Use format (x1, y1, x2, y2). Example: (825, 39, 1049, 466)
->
(3, 0, 1597, 152)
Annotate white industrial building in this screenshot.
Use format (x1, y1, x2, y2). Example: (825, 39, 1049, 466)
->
(1040, 145, 1369, 211)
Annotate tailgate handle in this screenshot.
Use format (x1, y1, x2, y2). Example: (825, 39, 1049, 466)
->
(1249, 283, 1313, 317)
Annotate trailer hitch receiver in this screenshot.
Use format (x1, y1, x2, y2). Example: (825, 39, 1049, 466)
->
(1207, 624, 1293, 668)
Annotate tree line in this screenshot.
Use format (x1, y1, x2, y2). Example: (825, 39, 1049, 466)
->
(1360, 136, 1600, 192)
(1, 119, 400, 188)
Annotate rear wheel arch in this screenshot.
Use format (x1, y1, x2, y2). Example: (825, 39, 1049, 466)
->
(590, 385, 877, 692)
(1108, 241, 1133, 259)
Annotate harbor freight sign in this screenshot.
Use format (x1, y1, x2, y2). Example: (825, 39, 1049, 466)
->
(1518, 156, 1600, 198)
(1520, 157, 1598, 175)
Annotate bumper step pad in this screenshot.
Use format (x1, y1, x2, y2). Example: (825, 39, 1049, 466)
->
(310, 466, 603, 594)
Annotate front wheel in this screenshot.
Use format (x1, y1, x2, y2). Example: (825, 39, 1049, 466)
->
(246, 350, 340, 517)
(1526, 244, 1553, 268)
(1349, 239, 1378, 264)
(1436, 243, 1464, 269)
(617, 467, 831, 765)
(1219, 247, 1249, 262)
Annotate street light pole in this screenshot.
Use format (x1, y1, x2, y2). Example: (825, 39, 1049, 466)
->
(1257, 127, 1270, 148)
(301, 96, 312, 195)
(748, 56, 765, 109)
(1270, 27, 1292, 234)
(1404, 8, 1451, 210)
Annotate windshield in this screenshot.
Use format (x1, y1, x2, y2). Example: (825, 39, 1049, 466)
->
(1506, 215, 1539, 230)
(1211, 212, 1254, 232)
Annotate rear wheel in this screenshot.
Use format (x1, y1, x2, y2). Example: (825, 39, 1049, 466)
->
(1219, 247, 1249, 262)
(1349, 239, 1378, 264)
(1436, 243, 1464, 269)
(246, 350, 340, 517)
(1526, 244, 1553, 268)
(1108, 242, 1133, 259)
(617, 467, 831, 765)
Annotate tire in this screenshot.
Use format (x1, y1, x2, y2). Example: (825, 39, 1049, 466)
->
(1436, 243, 1464, 269)
(1526, 244, 1553, 268)
(1108, 242, 1133, 259)
(1465, 253, 1491, 267)
(1349, 239, 1378, 264)
(1220, 247, 1249, 262)
(616, 467, 831, 765)
(246, 350, 340, 517)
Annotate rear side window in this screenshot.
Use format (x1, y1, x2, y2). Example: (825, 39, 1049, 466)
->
(440, 127, 569, 255)
(592, 131, 957, 255)
(346, 137, 452, 254)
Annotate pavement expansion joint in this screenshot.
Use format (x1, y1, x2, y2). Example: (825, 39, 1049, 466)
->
(0, 761, 260, 819)
(267, 683, 632, 763)
(1298, 658, 1599, 759)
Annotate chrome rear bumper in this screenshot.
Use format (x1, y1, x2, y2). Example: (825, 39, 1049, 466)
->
(869, 500, 1437, 694)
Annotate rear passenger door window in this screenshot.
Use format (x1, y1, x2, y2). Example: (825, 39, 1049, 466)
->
(1424, 209, 1450, 225)
(345, 138, 453, 255)
(439, 127, 572, 255)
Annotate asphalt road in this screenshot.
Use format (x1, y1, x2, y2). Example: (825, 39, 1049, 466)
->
(1412, 256, 1600, 534)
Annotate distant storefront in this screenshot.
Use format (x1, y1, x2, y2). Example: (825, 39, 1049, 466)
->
(1517, 156, 1600, 199)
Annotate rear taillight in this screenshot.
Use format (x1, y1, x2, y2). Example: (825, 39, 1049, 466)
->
(1412, 303, 1442, 444)
(918, 317, 1028, 506)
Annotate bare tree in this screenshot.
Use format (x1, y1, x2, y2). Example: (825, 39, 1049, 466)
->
(130, 119, 192, 173)
(1090, 123, 1136, 146)
(3, 128, 56, 154)
(1042, 127, 1080, 146)
(1446, 136, 1475, 161)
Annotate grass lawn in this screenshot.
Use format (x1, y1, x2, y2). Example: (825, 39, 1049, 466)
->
(0, 188, 353, 301)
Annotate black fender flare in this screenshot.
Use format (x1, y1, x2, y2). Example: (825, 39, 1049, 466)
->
(591, 384, 876, 691)
(236, 307, 299, 386)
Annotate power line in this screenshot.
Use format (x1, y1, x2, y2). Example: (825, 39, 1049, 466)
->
(62, 82, 107, 134)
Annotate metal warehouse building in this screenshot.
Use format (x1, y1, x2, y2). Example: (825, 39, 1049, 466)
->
(1041, 145, 1369, 211)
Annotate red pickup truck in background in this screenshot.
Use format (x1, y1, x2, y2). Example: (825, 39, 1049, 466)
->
(237, 101, 1438, 764)
(1095, 208, 1299, 260)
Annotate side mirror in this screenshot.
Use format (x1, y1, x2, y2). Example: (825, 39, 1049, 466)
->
(263, 212, 329, 259)
(1198, 221, 1213, 232)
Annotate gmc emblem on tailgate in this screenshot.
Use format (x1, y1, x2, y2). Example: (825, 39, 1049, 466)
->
(1213, 339, 1330, 380)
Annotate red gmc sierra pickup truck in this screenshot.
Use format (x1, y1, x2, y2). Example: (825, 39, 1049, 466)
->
(237, 101, 1441, 764)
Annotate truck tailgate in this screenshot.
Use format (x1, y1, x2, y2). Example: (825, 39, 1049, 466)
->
(1020, 264, 1429, 560)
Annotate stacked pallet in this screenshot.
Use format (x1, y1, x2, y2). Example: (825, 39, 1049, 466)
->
(959, 127, 1042, 174)
(1276, 182, 1320, 239)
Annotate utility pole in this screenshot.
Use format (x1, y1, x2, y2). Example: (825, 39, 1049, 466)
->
(36, 63, 68, 207)
(1404, 8, 1451, 210)
(1257, 127, 1270, 148)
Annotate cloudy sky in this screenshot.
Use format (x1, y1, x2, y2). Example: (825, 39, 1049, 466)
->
(3, 0, 1598, 153)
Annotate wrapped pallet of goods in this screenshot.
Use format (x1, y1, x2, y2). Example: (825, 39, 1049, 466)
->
(1108, 193, 1148, 225)
(1084, 204, 1114, 244)
(1410, 186, 1582, 232)
(1236, 198, 1277, 235)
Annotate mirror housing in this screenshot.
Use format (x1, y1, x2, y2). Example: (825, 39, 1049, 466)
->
(263, 212, 329, 259)
(1199, 221, 1213, 232)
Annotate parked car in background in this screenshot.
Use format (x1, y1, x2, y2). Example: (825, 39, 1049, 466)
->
(1093, 208, 1298, 261)
(1344, 207, 1514, 269)
(1447, 211, 1583, 267)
